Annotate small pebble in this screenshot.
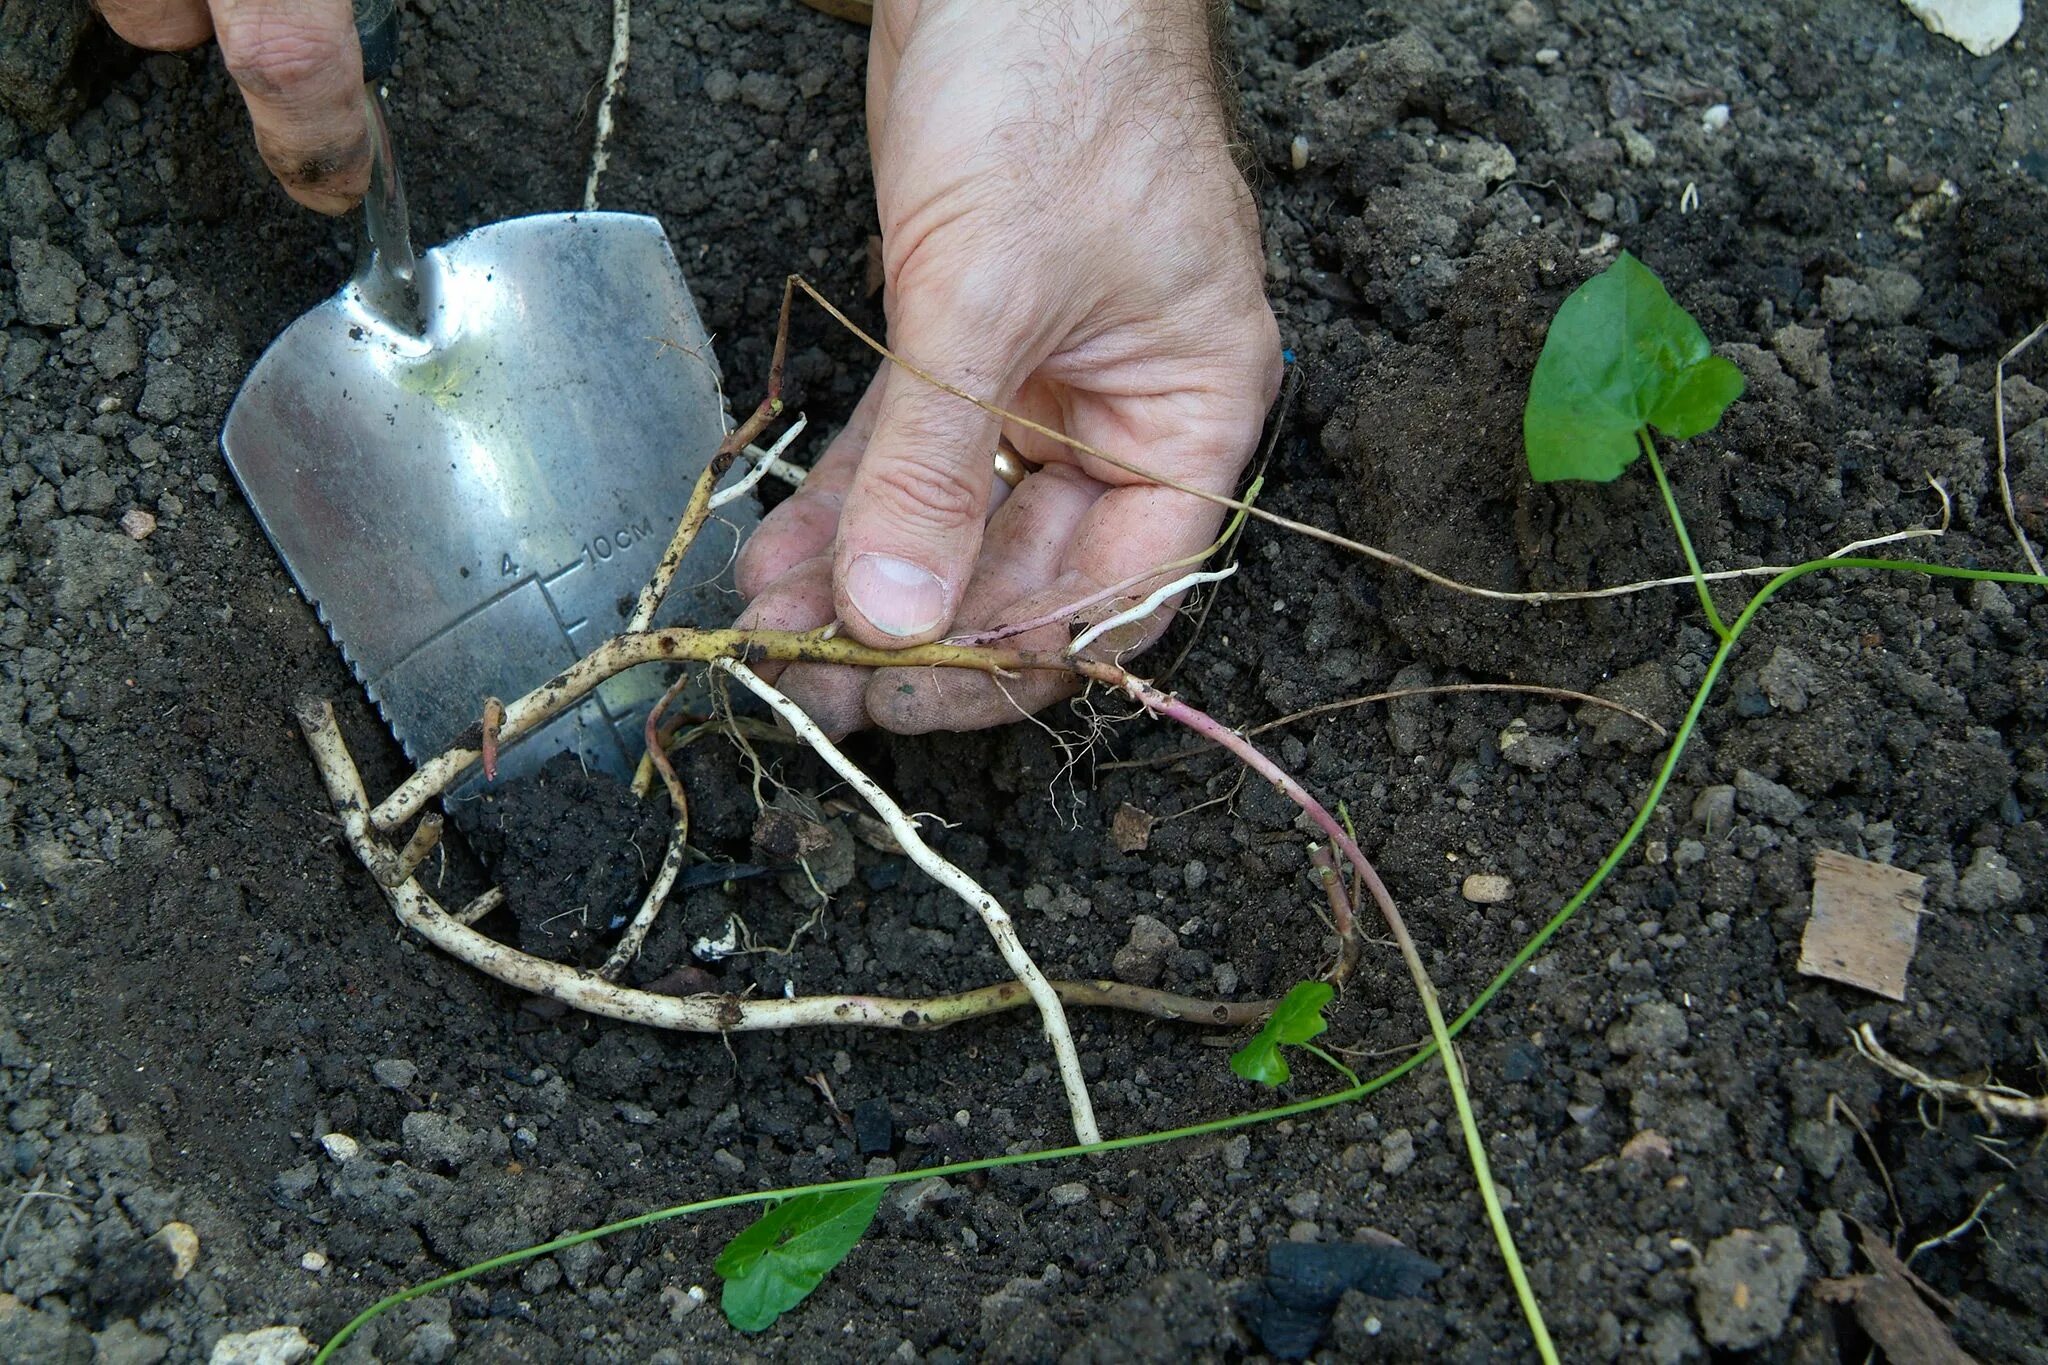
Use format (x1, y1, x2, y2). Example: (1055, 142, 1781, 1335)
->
(1701, 103, 1731, 132)
(1534, 46, 1562, 64)
(1289, 135, 1309, 170)
(119, 508, 157, 540)
(300, 1251, 328, 1272)
(1048, 1181, 1090, 1208)
(318, 1132, 360, 1163)
(371, 1058, 417, 1090)
(1461, 873, 1515, 905)
(157, 1222, 200, 1279)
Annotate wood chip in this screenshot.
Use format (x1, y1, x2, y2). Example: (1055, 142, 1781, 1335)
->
(1111, 802, 1155, 853)
(1797, 849, 1927, 1001)
(1814, 1222, 1973, 1365)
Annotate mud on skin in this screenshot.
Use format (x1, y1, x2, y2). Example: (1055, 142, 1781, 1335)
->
(3, 0, 2047, 1360)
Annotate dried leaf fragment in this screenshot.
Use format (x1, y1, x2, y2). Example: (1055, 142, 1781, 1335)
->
(1111, 802, 1155, 853)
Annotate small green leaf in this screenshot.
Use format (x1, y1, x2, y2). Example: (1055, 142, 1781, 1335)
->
(1522, 251, 1745, 483)
(715, 1186, 884, 1332)
(1230, 981, 1335, 1087)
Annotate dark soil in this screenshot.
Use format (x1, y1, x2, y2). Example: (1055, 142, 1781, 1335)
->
(4, 1, 2048, 1361)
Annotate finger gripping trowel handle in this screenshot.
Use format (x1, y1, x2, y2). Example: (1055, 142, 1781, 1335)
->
(355, 0, 399, 82)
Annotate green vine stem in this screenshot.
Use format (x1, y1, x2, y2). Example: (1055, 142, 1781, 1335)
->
(1639, 428, 1731, 640)
(314, 554, 2046, 1365)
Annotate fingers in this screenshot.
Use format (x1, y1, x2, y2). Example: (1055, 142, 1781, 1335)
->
(210, 0, 369, 214)
(832, 281, 1033, 646)
(96, 0, 214, 50)
(728, 556, 871, 740)
(865, 465, 1101, 734)
(734, 368, 883, 602)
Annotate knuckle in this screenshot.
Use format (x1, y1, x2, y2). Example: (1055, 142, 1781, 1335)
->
(217, 13, 352, 98)
(864, 449, 982, 535)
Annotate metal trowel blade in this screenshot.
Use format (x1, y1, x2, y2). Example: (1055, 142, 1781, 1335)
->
(222, 212, 749, 788)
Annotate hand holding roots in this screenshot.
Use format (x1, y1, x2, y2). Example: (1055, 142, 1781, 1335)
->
(297, 278, 1381, 1144)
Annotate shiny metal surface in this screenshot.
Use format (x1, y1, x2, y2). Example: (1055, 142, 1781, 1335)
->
(221, 210, 744, 787)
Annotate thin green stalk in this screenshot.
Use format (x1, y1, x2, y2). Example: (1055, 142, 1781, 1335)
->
(317, 555, 2046, 1365)
(1346, 766, 1556, 1360)
(1639, 429, 1731, 640)
(1302, 1043, 1361, 1088)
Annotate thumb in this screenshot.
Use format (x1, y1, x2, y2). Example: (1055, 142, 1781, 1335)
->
(832, 310, 1022, 645)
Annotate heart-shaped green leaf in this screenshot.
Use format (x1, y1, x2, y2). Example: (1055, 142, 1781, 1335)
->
(1230, 980, 1335, 1087)
(716, 1186, 884, 1332)
(1522, 251, 1745, 482)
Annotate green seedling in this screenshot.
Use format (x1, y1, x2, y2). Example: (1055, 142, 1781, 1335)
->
(1230, 981, 1357, 1087)
(714, 1186, 885, 1332)
(1523, 250, 1746, 637)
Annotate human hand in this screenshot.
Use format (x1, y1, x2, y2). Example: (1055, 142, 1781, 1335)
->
(734, 0, 1280, 737)
(97, 0, 369, 213)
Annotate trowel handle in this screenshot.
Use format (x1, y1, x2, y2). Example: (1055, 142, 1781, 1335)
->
(355, 0, 398, 81)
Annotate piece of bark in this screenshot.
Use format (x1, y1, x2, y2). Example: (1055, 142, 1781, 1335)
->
(1797, 849, 1927, 1000)
(1814, 1222, 1973, 1365)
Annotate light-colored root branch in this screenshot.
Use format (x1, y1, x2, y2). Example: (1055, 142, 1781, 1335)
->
(453, 887, 505, 927)
(298, 698, 1252, 1041)
(1068, 566, 1236, 657)
(598, 812, 686, 981)
(715, 659, 1102, 1144)
(370, 627, 1043, 832)
(581, 0, 632, 210)
(1995, 319, 2048, 578)
(374, 812, 443, 888)
(1851, 1024, 2048, 1130)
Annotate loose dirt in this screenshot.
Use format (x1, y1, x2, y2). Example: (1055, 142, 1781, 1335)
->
(3, 1, 2045, 1360)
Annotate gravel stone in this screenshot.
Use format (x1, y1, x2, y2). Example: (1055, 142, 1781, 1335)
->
(1820, 269, 1922, 324)
(1607, 1000, 1688, 1057)
(1691, 1226, 1807, 1349)
(1112, 914, 1178, 986)
(207, 1325, 314, 1365)
(1756, 646, 1824, 713)
(1460, 872, 1514, 904)
(1957, 847, 2023, 912)
(1769, 324, 1833, 389)
(92, 1319, 169, 1365)
(1381, 1127, 1416, 1176)
(10, 236, 83, 326)
(1733, 769, 1807, 824)
(1691, 785, 1736, 837)
(1498, 718, 1573, 772)
(47, 517, 148, 616)
(372, 1058, 418, 1090)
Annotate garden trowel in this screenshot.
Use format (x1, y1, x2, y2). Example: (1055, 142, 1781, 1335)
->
(222, 1, 748, 788)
